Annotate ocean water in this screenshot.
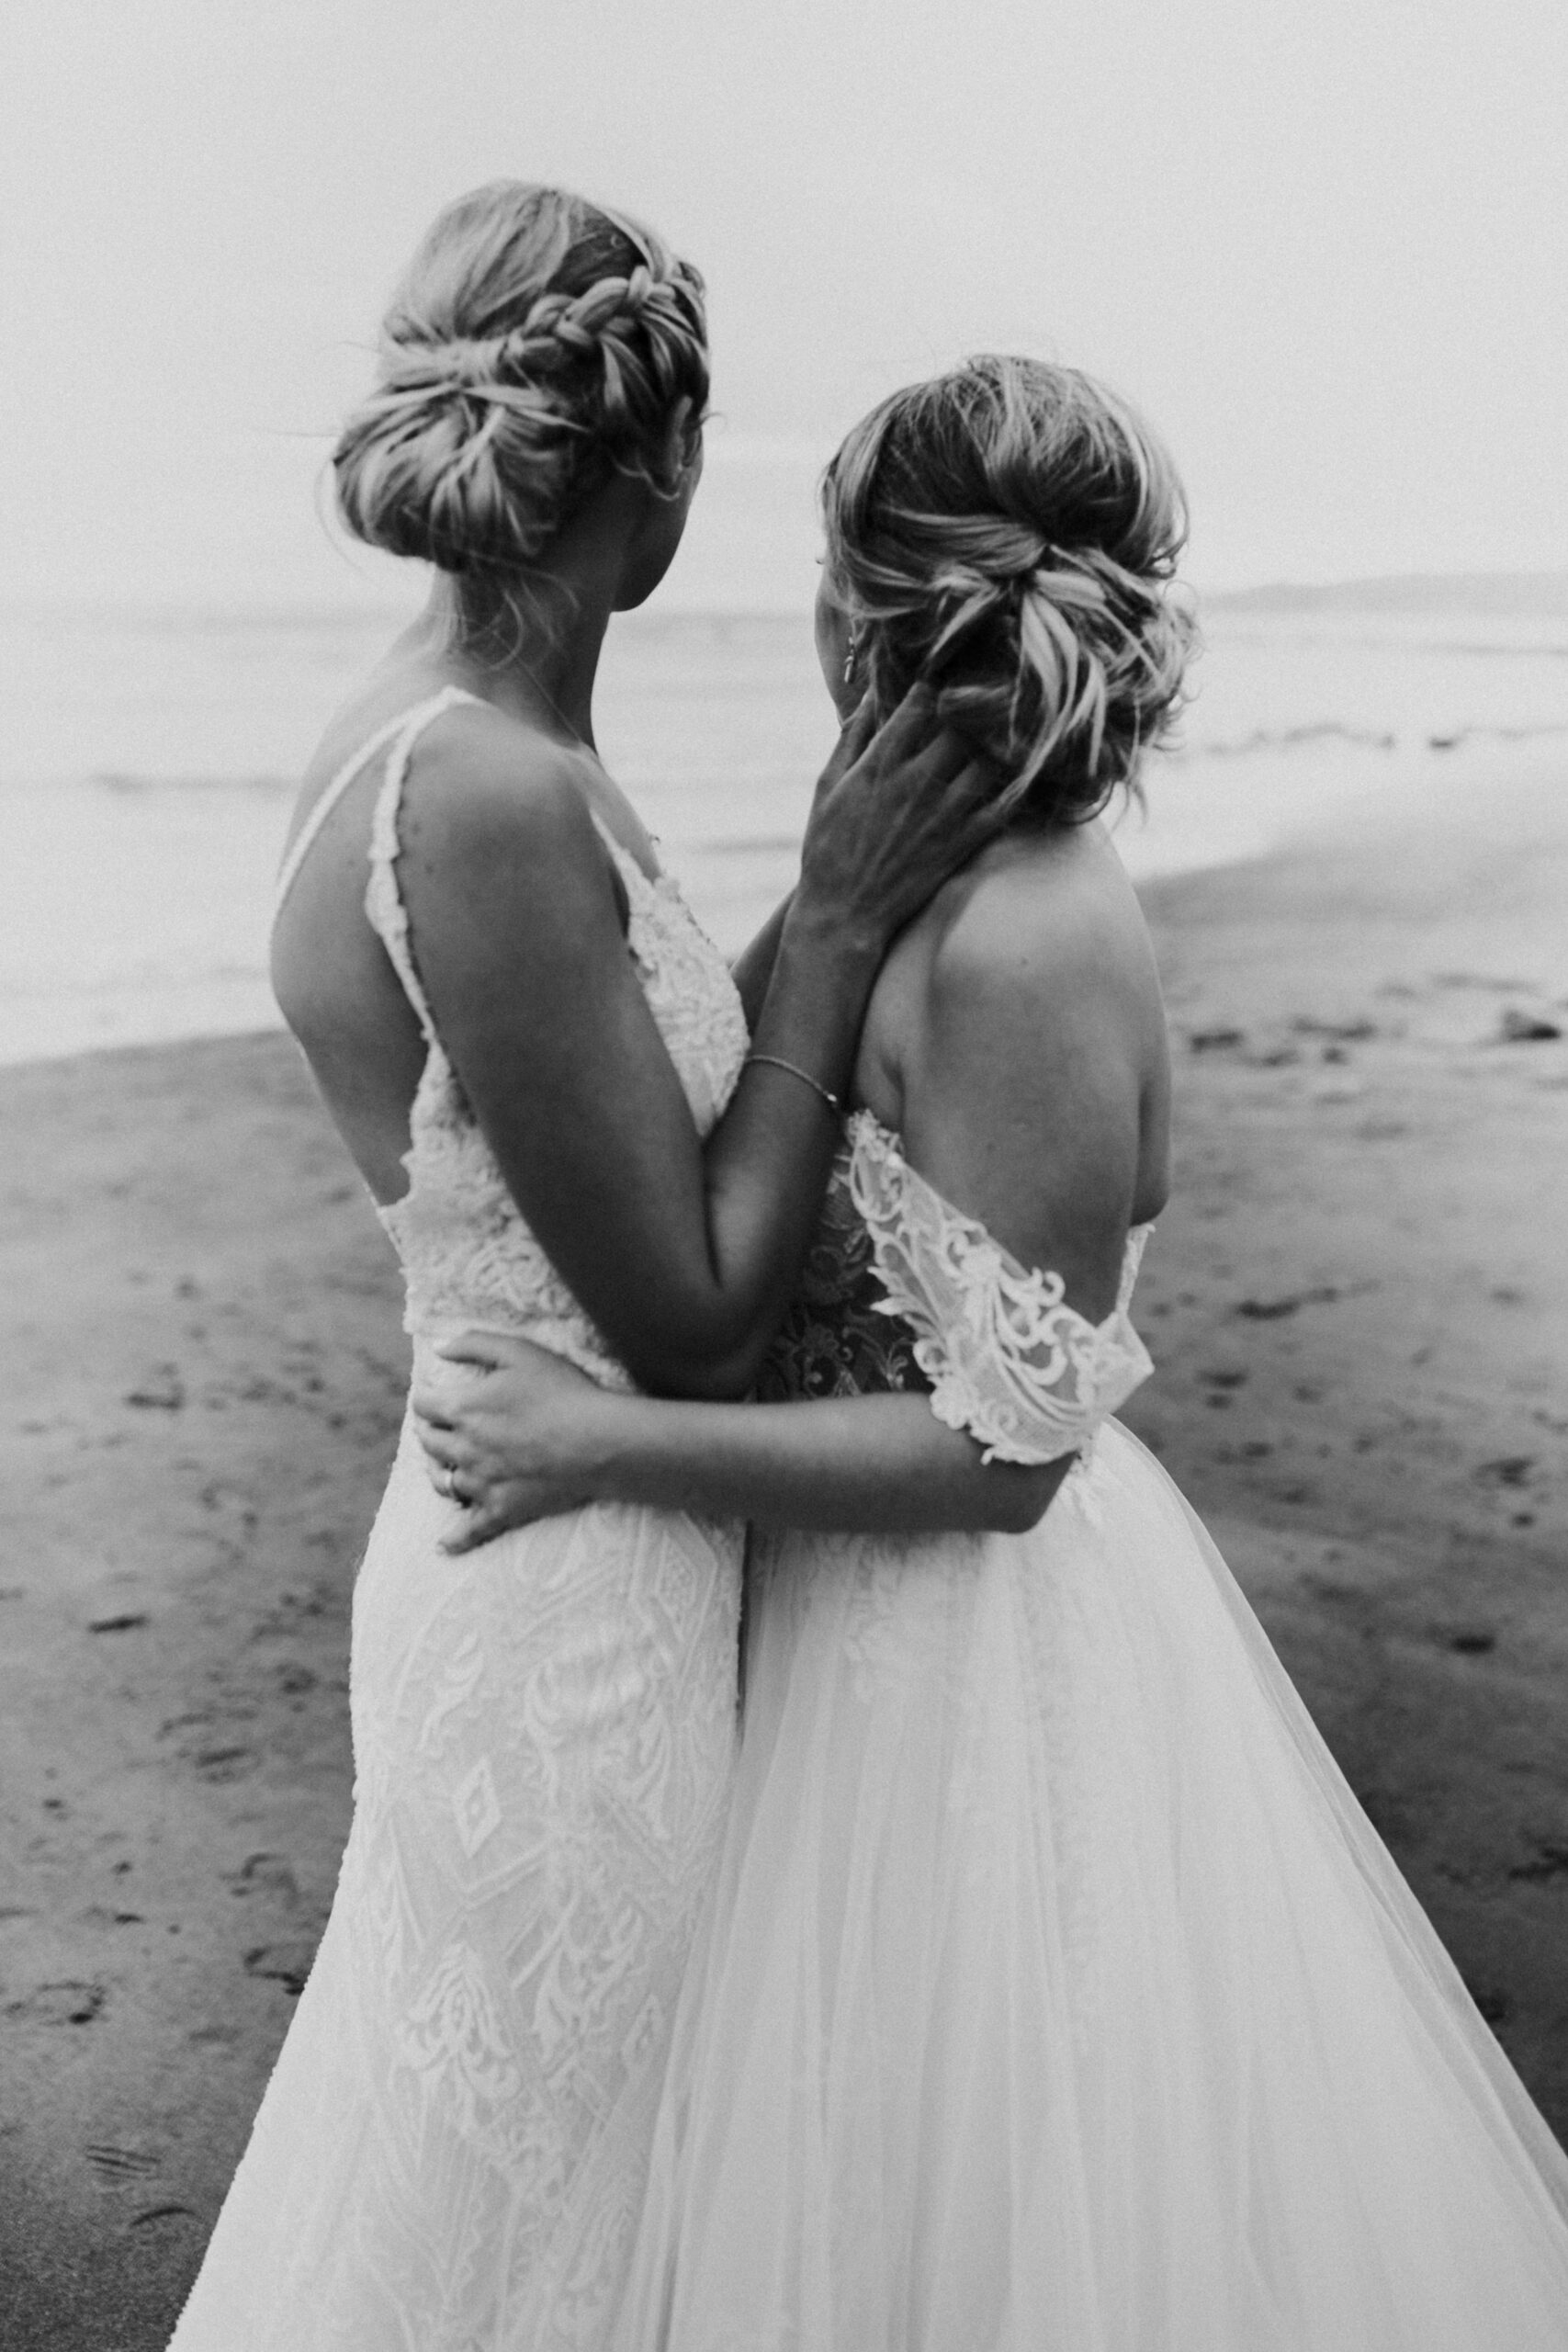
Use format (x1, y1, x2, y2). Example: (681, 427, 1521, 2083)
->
(3, 589, 1567, 1064)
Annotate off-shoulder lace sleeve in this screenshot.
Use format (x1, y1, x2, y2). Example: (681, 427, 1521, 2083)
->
(845, 1112, 1155, 1466)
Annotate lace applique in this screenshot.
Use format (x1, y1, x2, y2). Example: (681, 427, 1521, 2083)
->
(175, 707, 750, 2352)
(846, 1111, 1154, 1466)
(398, 1937, 526, 2147)
(755, 1139, 930, 1405)
(366, 743, 750, 1378)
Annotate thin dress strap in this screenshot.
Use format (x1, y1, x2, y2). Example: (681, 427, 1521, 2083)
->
(273, 701, 436, 922)
(363, 685, 479, 1041)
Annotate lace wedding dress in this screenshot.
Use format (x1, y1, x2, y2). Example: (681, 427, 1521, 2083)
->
(615, 1111, 1568, 2350)
(170, 689, 750, 2351)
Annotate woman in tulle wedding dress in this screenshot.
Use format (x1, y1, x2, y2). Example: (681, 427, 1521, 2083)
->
(418, 356, 1568, 2348)
(166, 184, 997, 2352)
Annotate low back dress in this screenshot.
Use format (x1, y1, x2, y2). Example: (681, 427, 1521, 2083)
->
(169, 687, 750, 2352)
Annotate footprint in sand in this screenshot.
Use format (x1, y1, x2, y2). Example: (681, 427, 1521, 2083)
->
(157, 1713, 260, 1781)
(1472, 1456, 1535, 1490)
(1292, 1017, 1378, 1042)
(245, 1939, 319, 1996)
(1498, 1007, 1563, 1043)
(85, 2143, 162, 2182)
(1464, 1981, 1513, 2027)
(225, 1851, 300, 1905)
(7, 1980, 105, 2025)
(1506, 1842, 1568, 1885)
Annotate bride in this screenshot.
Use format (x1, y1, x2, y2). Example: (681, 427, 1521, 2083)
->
(167, 182, 997, 2350)
(417, 356, 1568, 2346)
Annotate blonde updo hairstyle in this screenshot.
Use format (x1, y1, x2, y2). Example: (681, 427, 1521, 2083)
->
(333, 182, 708, 612)
(823, 356, 1195, 825)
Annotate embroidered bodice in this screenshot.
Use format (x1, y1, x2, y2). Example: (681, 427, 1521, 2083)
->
(760, 1108, 1154, 1464)
(755, 1122, 931, 1407)
(276, 687, 750, 1385)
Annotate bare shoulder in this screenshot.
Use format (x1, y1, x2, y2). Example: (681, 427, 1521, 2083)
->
(400, 697, 602, 874)
(387, 702, 639, 1018)
(866, 820, 1164, 1094)
(284, 683, 601, 899)
(863, 820, 1169, 1310)
(931, 820, 1160, 1013)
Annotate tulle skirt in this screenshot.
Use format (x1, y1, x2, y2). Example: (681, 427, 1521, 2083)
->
(615, 1421, 1568, 2350)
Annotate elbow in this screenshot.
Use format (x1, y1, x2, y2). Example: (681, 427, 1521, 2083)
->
(643, 1353, 758, 1405)
(984, 1459, 1070, 1534)
(626, 1330, 766, 1405)
(612, 1279, 793, 1406)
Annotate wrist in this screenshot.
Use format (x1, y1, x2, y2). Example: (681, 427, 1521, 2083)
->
(784, 883, 885, 970)
(592, 1395, 667, 1506)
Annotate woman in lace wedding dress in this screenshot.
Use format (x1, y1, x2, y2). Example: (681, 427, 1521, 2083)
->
(167, 186, 996, 2352)
(419, 357, 1568, 2347)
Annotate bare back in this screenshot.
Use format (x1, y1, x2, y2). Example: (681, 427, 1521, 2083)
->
(851, 817, 1171, 1325)
(270, 672, 659, 1209)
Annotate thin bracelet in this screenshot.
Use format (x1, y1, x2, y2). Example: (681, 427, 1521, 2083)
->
(743, 1053, 843, 1118)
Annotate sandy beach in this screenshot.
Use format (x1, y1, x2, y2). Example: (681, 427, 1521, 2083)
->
(2, 741, 1566, 2348)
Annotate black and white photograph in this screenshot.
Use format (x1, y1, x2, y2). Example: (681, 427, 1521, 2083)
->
(3, 3, 1567, 2346)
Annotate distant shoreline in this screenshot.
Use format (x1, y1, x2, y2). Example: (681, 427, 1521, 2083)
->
(1203, 569, 1568, 616)
(6, 566, 1568, 633)
(6, 596, 1567, 1069)
(8, 721, 1567, 1074)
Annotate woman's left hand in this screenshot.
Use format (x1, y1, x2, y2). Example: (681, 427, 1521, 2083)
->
(412, 1332, 615, 1555)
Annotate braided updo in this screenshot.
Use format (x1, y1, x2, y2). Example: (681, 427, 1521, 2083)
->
(333, 182, 708, 579)
(823, 356, 1195, 825)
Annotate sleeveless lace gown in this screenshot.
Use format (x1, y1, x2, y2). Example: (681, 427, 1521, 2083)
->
(169, 689, 750, 2351)
(615, 1113, 1568, 2350)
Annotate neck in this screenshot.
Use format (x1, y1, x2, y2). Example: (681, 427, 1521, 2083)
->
(419, 576, 612, 751)
(409, 473, 657, 752)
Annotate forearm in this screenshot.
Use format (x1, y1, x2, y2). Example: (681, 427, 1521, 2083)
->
(678, 895, 882, 1396)
(588, 1389, 1073, 1534)
(458, 696, 988, 1403)
(694, 695, 998, 1374)
(728, 889, 794, 1034)
(732, 887, 877, 1097)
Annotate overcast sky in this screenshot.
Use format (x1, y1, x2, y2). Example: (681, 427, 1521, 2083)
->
(3, 0, 1564, 611)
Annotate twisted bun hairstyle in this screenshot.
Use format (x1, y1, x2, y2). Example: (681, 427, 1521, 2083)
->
(823, 356, 1196, 824)
(333, 182, 708, 580)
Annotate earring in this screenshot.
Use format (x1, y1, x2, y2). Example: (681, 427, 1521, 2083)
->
(841, 628, 858, 686)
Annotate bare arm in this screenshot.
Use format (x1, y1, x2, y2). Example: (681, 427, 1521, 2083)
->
(414, 827, 1165, 1550)
(403, 692, 998, 1401)
(729, 890, 794, 1034)
(414, 1348, 1070, 1554)
(576, 1391, 1072, 1532)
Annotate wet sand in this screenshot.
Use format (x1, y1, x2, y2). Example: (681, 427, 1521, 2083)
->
(2, 742, 1565, 2346)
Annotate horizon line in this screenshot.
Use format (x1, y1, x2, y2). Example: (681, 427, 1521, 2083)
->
(5, 564, 1568, 630)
